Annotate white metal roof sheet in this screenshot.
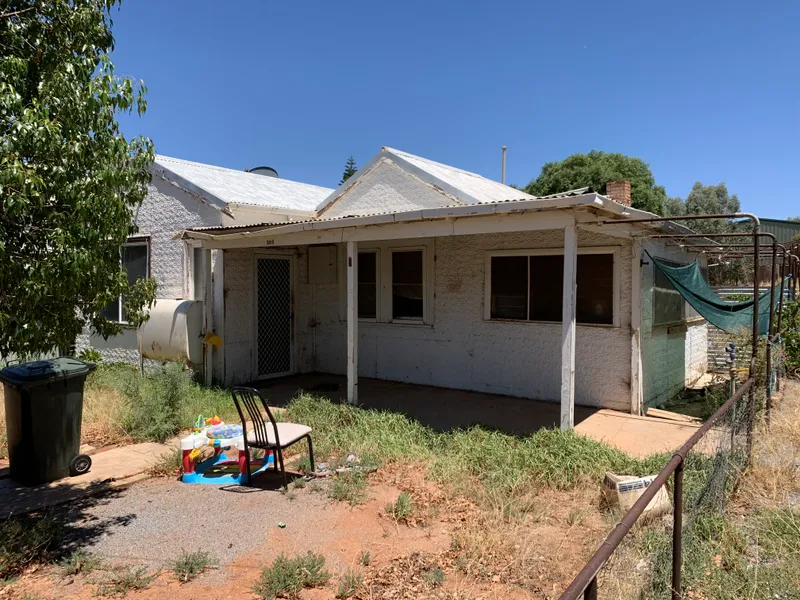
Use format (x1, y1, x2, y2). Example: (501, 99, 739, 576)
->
(153, 155, 333, 213)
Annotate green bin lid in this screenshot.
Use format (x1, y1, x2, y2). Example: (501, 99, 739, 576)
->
(0, 357, 95, 388)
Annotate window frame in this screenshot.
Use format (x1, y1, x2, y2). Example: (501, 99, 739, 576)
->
(652, 258, 705, 328)
(338, 239, 434, 326)
(107, 237, 151, 325)
(389, 246, 427, 323)
(483, 246, 621, 328)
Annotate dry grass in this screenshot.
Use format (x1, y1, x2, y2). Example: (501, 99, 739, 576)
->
(0, 382, 133, 452)
(81, 386, 133, 447)
(739, 378, 800, 508)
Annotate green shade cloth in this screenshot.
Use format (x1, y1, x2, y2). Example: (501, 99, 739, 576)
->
(650, 256, 785, 334)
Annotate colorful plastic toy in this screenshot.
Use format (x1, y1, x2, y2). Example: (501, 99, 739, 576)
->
(180, 420, 273, 485)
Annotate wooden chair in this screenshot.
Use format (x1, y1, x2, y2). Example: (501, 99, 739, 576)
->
(231, 386, 314, 487)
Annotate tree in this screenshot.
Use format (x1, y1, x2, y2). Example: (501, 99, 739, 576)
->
(524, 150, 667, 215)
(340, 155, 357, 185)
(667, 182, 742, 235)
(788, 216, 800, 222)
(1, 0, 156, 358)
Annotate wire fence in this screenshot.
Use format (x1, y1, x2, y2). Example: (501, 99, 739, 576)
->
(559, 378, 757, 600)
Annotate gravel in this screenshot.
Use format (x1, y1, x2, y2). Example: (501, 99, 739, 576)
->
(64, 477, 331, 568)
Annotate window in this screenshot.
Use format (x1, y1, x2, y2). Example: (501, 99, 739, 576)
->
(342, 241, 431, 324)
(102, 239, 149, 323)
(358, 251, 377, 319)
(391, 250, 424, 320)
(653, 259, 704, 326)
(487, 249, 616, 326)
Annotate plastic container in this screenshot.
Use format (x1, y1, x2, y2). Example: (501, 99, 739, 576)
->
(0, 357, 95, 485)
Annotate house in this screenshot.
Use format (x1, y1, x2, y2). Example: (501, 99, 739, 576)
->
(75, 156, 334, 377)
(162, 147, 709, 427)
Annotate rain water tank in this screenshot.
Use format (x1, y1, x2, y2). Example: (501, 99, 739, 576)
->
(137, 300, 203, 366)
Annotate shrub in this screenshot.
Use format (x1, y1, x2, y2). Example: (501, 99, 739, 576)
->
(149, 449, 183, 477)
(0, 514, 64, 579)
(170, 550, 215, 583)
(385, 492, 413, 523)
(58, 549, 103, 576)
(335, 570, 362, 599)
(253, 553, 330, 599)
(421, 565, 445, 587)
(96, 566, 157, 596)
(328, 471, 368, 505)
(78, 348, 103, 363)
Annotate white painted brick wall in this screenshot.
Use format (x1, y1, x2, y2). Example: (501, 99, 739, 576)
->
(225, 228, 633, 410)
(320, 159, 455, 219)
(77, 178, 222, 363)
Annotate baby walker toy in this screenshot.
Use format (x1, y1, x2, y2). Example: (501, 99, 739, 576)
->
(181, 415, 274, 485)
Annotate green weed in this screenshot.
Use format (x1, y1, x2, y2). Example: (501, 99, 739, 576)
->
(335, 570, 362, 598)
(385, 492, 413, 523)
(96, 566, 158, 596)
(170, 549, 215, 583)
(58, 549, 103, 576)
(328, 471, 368, 505)
(253, 553, 330, 599)
(149, 449, 182, 477)
(285, 395, 669, 506)
(421, 565, 445, 587)
(0, 514, 64, 579)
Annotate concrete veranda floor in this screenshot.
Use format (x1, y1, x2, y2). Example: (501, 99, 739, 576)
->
(253, 373, 704, 458)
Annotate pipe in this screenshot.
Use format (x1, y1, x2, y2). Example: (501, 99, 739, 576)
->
(747, 222, 760, 460)
(766, 240, 777, 423)
(558, 378, 754, 600)
(672, 461, 684, 600)
(501, 146, 507, 185)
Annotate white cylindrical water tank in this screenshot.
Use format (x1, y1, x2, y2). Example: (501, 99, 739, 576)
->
(137, 299, 204, 366)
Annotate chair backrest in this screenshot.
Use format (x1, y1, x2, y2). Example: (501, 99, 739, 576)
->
(231, 387, 280, 447)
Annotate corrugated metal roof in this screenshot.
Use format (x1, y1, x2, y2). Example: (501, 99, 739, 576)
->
(383, 147, 537, 205)
(153, 155, 333, 213)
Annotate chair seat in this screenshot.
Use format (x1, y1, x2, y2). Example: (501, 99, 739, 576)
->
(248, 423, 312, 447)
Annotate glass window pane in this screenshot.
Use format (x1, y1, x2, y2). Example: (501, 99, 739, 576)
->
(358, 252, 377, 319)
(490, 256, 528, 319)
(121, 243, 148, 322)
(392, 251, 423, 320)
(653, 259, 684, 326)
(530, 255, 563, 321)
(576, 254, 614, 325)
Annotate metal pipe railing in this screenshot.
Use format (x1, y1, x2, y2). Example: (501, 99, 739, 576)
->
(560, 378, 755, 600)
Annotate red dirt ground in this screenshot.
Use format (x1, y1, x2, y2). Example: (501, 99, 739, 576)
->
(3, 466, 611, 600)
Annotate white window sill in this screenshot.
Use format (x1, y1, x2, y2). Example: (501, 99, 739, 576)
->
(483, 318, 618, 329)
(344, 319, 433, 329)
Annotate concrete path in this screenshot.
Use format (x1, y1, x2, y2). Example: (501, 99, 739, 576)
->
(576, 409, 707, 458)
(0, 442, 172, 518)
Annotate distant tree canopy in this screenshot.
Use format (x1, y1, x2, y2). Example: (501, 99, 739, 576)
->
(340, 155, 357, 185)
(524, 150, 667, 215)
(664, 182, 742, 234)
(788, 216, 800, 222)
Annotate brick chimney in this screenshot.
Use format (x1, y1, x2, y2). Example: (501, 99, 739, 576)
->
(606, 180, 631, 206)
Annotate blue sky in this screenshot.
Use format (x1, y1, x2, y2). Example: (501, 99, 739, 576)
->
(112, 0, 800, 218)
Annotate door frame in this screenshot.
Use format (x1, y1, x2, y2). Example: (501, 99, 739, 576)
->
(252, 251, 296, 380)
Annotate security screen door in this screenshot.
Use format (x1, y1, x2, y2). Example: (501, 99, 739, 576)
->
(256, 257, 292, 378)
